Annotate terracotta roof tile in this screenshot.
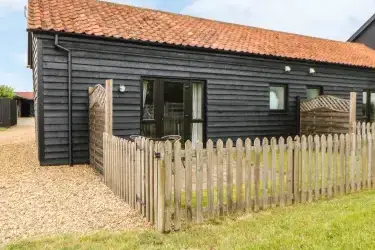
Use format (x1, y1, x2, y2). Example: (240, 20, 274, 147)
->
(27, 0, 375, 68)
(15, 92, 34, 100)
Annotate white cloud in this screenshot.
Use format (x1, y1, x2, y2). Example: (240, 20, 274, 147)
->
(182, 0, 375, 41)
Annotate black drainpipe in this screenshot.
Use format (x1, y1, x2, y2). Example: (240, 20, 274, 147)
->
(54, 34, 73, 166)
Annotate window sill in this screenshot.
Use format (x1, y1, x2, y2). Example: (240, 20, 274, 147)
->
(269, 110, 288, 115)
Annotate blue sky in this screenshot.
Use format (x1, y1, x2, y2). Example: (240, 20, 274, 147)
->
(0, 0, 374, 92)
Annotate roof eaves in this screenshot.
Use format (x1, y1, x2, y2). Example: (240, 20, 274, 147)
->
(28, 28, 375, 70)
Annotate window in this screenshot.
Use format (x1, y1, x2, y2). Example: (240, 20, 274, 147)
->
(269, 85, 286, 110)
(191, 82, 204, 145)
(307, 86, 322, 100)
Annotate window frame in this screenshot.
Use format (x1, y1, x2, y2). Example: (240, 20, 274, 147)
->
(269, 84, 288, 112)
(306, 85, 323, 100)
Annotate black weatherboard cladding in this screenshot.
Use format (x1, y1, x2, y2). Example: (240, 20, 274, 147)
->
(32, 32, 375, 166)
(350, 21, 375, 50)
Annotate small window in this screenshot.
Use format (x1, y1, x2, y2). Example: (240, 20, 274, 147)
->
(306, 86, 322, 100)
(270, 85, 286, 110)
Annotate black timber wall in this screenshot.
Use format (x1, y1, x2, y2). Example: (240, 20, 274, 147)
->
(32, 32, 375, 165)
(32, 34, 42, 161)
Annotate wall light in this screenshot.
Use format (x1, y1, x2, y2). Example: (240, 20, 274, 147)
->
(309, 68, 316, 74)
(285, 66, 291, 72)
(119, 85, 126, 93)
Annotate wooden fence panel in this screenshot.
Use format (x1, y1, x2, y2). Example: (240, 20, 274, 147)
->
(100, 121, 375, 233)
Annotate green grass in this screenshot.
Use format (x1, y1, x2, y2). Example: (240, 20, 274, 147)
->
(0, 127, 7, 132)
(5, 190, 375, 250)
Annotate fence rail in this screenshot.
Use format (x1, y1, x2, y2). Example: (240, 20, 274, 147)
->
(103, 121, 375, 232)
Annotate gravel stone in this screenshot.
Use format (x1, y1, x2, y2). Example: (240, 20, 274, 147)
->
(0, 118, 150, 245)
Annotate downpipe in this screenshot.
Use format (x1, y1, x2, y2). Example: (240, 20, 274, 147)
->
(54, 34, 73, 166)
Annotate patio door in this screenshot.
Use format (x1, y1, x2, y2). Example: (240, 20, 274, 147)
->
(141, 78, 204, 143)
(363, 90, 375, 122)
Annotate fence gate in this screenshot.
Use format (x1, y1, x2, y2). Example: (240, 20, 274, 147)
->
(88, 80, 113, 173)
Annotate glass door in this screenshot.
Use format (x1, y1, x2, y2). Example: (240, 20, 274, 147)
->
(363, 90, 375, 122)
(141, 78, 205, 143)
(161, 80, 185, 139)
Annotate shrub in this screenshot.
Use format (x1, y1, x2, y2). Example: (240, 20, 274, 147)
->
(0, 85, 15, 99)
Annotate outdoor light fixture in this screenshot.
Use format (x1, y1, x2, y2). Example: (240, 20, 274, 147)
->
(309, 68, 316, 74)
(285, 66, 291, 72)
(119, 85, 126, 93)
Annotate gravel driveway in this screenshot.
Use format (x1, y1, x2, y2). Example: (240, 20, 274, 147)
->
(0, 118, 149, 244)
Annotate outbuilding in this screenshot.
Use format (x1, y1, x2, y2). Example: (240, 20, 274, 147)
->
(27, 0, 375, 166)
(15, 92, 34, 117)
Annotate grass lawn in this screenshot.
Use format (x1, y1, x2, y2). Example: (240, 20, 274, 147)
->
(0, 127, 7, 132)
(5, 190, 375, 250)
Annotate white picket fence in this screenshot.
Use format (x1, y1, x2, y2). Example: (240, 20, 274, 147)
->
(103, 122, 375, 232)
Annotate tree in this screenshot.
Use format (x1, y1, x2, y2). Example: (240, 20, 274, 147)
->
(0, 85, 16, 99)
